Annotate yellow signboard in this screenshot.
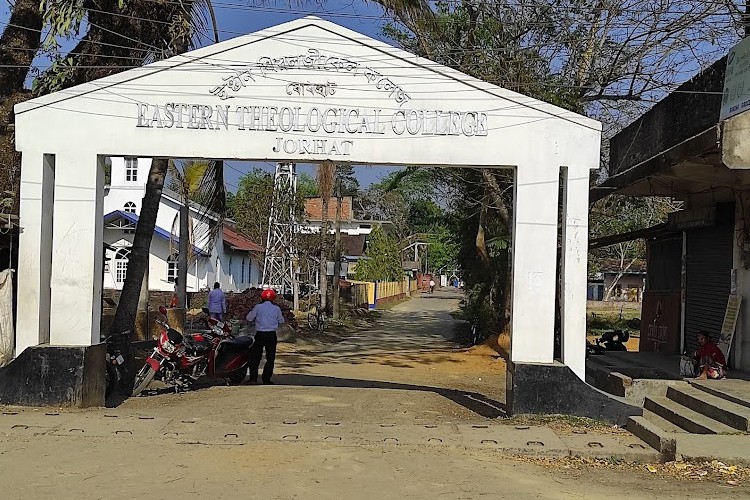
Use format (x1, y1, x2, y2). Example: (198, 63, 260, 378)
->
(718, 294, 742, 358)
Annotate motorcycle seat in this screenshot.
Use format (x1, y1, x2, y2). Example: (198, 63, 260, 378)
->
(219, 336, 254, 354)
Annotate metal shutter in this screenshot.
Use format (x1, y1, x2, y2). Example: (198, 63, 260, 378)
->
(684, 221, 733, 354)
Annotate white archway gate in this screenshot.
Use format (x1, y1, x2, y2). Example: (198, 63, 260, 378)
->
(13, 17, 600, 382)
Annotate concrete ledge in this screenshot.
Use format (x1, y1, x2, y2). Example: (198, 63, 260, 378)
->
(626, 416, 677, 462)
(0, 344, 105, 407)
(507, 361, 642, 426)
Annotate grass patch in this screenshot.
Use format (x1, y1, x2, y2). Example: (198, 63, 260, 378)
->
(587, 303, 641, 336)
(503, 414, 618, 432)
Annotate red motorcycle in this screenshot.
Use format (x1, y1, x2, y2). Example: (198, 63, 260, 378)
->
(132, 306, 254, 396)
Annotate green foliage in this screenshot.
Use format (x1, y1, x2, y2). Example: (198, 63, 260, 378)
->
(227, 168, 275, 245)
(589, 195, 678, 281)
(297, 173, 319, 198)
(383, 2, 582, 112)
(355, 225, 403, 282)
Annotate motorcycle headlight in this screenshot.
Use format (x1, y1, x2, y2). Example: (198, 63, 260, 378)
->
(161, 341, 176, 354)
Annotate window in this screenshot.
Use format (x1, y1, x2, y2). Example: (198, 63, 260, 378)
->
(114, 247, 131, 284)
(167, 253, 178, 283)
(123, 202, 136, 213)
(125, 158, 138, 182)
(248, 260, 252, 284)
(241, 257, 245, 283)
(229, 256, 233, 284)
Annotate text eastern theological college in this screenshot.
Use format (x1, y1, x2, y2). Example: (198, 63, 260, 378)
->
(136, 103, 489, 137)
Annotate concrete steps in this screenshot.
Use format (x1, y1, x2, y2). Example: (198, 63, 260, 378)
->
(690, 379, 750, 410)
(643, 396, 740, 434)
(666, 385, 750, 432)
(627, 380, 750, 462)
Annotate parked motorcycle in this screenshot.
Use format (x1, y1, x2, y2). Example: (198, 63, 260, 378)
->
(131, 306, 254, 396)
(104, 330, 130, 398)
(586, 329, 630, 356)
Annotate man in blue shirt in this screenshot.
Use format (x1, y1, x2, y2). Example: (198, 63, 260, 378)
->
(207, 282, 226, 321)
(246, 288, 285, 384)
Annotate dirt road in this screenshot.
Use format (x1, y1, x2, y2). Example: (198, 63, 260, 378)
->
(1, 290, 748, 498)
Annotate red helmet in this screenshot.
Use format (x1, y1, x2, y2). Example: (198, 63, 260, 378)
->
(260, 289, 277, 301)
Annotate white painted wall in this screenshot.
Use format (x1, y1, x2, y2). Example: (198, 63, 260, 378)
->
(300, 220, 376, 236)
(14, 17, 600, 380)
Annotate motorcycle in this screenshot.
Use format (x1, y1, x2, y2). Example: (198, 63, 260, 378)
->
(104, 330, 130, 398)
(586, 329, 630, 356)
(131, 306, 254, 396)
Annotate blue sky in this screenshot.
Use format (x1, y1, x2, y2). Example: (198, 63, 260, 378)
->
(0, 1, 406, 191)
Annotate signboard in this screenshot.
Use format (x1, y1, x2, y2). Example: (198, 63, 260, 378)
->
(667, 207, 715, 231)
(718, 294, 742, 359)
(721, 37, 750, 120)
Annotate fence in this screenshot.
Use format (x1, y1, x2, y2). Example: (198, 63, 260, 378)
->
(349, 278, 418, 309)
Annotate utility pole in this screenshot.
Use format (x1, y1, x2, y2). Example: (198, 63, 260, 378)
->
(332, 177, 343, 320)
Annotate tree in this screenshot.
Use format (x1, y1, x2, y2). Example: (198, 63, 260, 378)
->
(227, 169, 275, 245)
(168, 160, 226, 309)
(355, 225, 404, 282)
(589, 196, 679, 299)
(316, 160, 336, 310)
(385, 0, 743, 129)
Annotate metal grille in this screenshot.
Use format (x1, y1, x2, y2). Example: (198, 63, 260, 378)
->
(683, 222, 733, 354)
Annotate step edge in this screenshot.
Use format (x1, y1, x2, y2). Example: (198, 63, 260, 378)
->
(626, 416, 676, 462)
(689, 382, 750, 411)
(644, 396, 735, 434)
(667, 387, 750, 432)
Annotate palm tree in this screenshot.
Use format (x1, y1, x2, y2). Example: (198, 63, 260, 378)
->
(168, 160, 226, 310)
(316, 161, 336, 311)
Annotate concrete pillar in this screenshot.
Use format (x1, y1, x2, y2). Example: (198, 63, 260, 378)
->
(510, 166, 560, 365)
(559, 166, 591, 380)
(15, 152, 55, 356)
(49, 153, 105, 346)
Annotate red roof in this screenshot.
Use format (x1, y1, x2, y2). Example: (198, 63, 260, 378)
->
(223, 225, 264, 253)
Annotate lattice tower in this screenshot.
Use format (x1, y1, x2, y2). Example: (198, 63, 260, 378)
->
(262, 163, 298, 291)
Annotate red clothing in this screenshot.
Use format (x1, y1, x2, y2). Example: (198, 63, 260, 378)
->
(694, 340, 726, 368)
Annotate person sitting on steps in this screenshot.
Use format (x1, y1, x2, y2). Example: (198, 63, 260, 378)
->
(692, 330, 727, 380)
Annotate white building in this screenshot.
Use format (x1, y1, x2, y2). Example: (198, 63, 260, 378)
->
(301, 197, 391, 235)
(103, 157, 263, 293)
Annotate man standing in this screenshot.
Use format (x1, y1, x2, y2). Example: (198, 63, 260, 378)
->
(246, 289, 285, 385)
(207, 282, 226, 321)
(429, 278, 435, 294)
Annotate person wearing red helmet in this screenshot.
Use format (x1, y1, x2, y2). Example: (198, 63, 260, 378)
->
(245, 288, 285, 384)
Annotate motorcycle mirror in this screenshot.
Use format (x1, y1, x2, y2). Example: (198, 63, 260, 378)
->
(159, 306, 167, 316)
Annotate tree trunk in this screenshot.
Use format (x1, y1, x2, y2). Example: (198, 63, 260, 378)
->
(134, 264, 149, 341)
(319, 196, 329, 310)
(109, 159, 168, 335)
(177, 202, 189, 309)
(0, 0, 43, 98)
(333, 193, 343, 320)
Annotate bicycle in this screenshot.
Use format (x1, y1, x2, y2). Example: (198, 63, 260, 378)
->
(307, 293, 327, 333)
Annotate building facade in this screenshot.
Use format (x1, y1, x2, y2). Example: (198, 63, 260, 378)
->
(103, 157, 263, 293)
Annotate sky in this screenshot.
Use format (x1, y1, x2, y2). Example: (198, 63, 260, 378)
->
(0, 0, 406, 192)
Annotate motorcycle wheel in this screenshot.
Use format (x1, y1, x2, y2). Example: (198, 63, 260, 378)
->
(132, 364, 157, 396)
(228, 368, 248, 384)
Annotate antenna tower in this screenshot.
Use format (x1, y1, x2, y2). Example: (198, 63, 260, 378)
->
(262, 163, 297, 292)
